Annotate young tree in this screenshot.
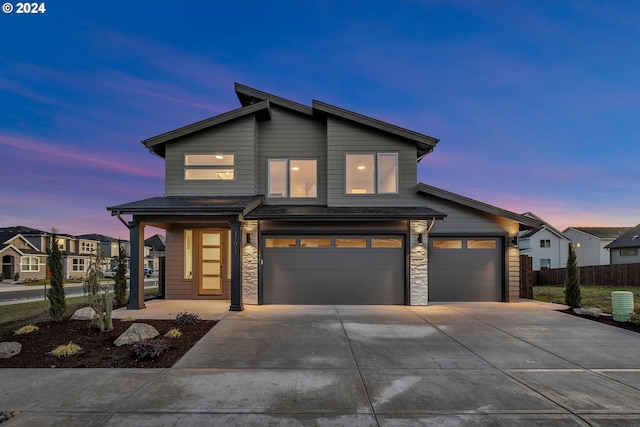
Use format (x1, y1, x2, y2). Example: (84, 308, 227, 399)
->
(85, 248, 113, 332)
(47, 229, 67, 321)
(564, 243, 582, 308)
(113, 239, 128, 306)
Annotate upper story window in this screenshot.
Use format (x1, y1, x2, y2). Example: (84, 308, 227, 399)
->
(540, 239, 551, 248)
(185, 154, 235, 180)
(346, 153, 398, 195)
(268, 159, 317, 198)
(621, 248, 638, 256)
(81, 241, 96, 253)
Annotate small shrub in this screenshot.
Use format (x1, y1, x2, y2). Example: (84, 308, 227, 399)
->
(132, 339, 168, 360)
(14, 324, 39, 335)
(176, 311, 201, 326)
(164, 328, 182, 339)
(14, 273, 19, 281)
(120, 315, 135, 322)
(49, 341, 82, 358)
(629, 312, 640, 325)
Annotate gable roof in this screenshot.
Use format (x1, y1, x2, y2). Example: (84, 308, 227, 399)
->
(564, 227, 631, 239)
(604, 224, 640, 249)
(0, 227, 45, 256)
(141, 83, 440, 160)
(519, 212, 569, 240)
(77, 234, 127, 244)
(142, 101, 272, 157)
(417, 184, 542, 228)
(145, 234, 166, 251)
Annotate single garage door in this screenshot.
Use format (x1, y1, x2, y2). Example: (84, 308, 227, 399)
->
(428, 237, 503, 302)
(262, 235, 405, 304)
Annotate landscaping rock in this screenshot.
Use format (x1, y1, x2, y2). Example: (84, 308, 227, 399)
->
(71, 307, 97, 320)
(573, 307, 602, 318)
(114, 323, 159, 346)
(0, 342, 22, 359)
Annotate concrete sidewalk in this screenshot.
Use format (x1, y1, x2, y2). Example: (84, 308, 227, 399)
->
(2, 301, 640, 425)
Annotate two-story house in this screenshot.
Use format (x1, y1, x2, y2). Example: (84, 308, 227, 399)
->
(77, 234, 131, 270)
(605, 224, 640, 265)
(564, 227, 631, 266)
(0, 226, 48, 281)
(518, 212, 571, 270)
(108, 84, 541, 310)
(18, 227, 101, 279)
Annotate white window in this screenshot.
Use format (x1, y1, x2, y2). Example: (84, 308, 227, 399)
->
(346, 153, 398, 194)
(72, 258, 85, 272)
(81, 241, 96, 253)
(185, 154, 234, 180)
(540, 259, 551, 269)
(21, 257, 39, 272)
(268, 159, 317, 198)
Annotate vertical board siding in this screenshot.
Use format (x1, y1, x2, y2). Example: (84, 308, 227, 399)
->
(327, 116, 421, 207)
(257, 107, 327, 205)
(164, 227, 193, 299)
(165, 116, 257, 196)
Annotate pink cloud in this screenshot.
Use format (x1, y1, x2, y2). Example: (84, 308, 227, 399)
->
(0, 134, 163, 179)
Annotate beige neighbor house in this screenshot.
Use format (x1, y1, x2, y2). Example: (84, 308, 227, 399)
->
(108, 84, 541, 311)
(0, 227, 48, 281)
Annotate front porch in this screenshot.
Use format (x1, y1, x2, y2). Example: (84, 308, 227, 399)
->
(112, 299, 232, 320)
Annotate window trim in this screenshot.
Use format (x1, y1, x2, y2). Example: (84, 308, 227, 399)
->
(620, 248, 639, 257)
(184, 153, 236, 181)
(71, 258, 86, 272)
(540, 239, 551, 248)
(267, 158, 318, 199)
(20, 256, 40, 272)
(345, 152, 399, 195)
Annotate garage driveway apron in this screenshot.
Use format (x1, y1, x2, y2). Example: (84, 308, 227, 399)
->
(3, 301, 640, 426)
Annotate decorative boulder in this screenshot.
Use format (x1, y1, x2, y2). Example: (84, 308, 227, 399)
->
(0, 342, 22, 359)
(71, 307, 97, 320)
(114, 323, 159, 347)
(573, 307, 603, 318)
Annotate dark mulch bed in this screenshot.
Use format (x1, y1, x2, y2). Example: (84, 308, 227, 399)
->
(561, 308, 640, 333)
(0, 316, 215, 368)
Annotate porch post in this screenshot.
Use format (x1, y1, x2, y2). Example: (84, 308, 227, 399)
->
(229, 220, 243, 311)
(127, 220, 146, 309)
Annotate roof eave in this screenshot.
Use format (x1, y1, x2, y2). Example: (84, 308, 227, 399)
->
(141, 101, 272, 157)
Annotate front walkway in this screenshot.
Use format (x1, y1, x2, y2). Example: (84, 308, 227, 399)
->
(3, 301, 640, 426)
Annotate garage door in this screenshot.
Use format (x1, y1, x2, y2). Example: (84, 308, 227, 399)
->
(262, 235, 405, 304)
(428, 237, 503, 302)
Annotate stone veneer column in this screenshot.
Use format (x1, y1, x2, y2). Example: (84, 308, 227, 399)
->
(242, 220, 259, 304)
(409, 220, 428, 305)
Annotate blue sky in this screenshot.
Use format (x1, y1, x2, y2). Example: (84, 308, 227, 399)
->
(1, 0, 638, 239)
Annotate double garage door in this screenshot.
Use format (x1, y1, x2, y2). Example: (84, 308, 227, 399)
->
(262, 235, 405, 304)
(428, 237, 503, 302)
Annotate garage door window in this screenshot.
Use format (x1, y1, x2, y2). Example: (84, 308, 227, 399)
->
(433, 240, 462, 249)
(371, 238, 402, 248)
(467, 240, 497, 249)
(300, 238, 331, 248)
(265, 238, 297, 248)
(336, 238, 367, 248)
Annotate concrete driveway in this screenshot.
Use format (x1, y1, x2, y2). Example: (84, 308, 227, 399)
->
(2, 301, 640, 425)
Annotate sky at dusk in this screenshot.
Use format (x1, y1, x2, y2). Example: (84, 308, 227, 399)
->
(1, 0, 639, 239)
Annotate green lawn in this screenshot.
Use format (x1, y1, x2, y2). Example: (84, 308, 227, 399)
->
(534, 285, 640, 313)
(0, 287, 158, 326)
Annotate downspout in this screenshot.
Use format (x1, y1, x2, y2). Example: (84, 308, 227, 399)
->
(116, 213, 132, 229)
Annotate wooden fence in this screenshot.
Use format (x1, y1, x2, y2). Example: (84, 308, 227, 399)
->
(535, 263, 640, 287)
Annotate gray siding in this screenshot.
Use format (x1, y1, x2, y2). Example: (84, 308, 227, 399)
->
(165, 116, 257, 197)
(257, 107, 327, 205)
(327, 116, 421, 207)
(611, 248, 640, 265)
(164, 227, 193, 299)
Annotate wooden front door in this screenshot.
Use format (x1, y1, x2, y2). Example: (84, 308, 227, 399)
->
(199, 231, 224, 296)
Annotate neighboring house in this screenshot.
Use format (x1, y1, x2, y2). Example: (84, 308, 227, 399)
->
(518, 212, 571, 270)
(0, 226, 48, 281)
(77, 234, 130, 270)
(15, 226, 101, 279)
(605, 224, 640, 265)
(564, 227, 631, 266)
(145, 234, 166, 271)
(108, 83, 542, 310)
